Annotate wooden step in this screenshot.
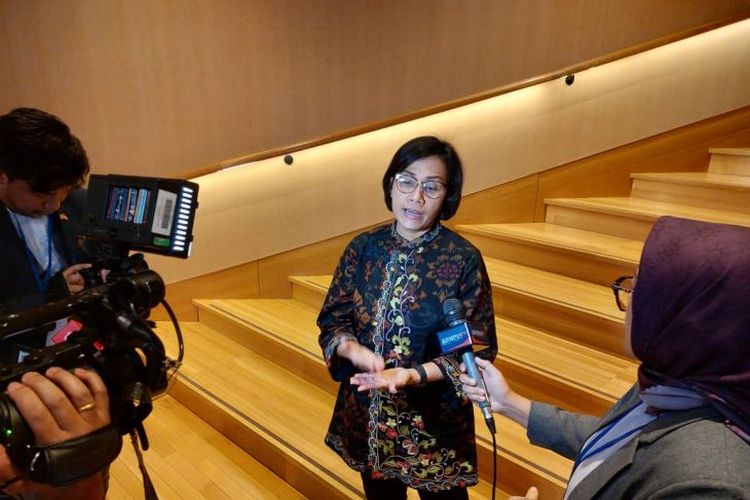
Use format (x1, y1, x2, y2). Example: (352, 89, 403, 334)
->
(631, 172, 750, 214)
(195, 298, 338, 397)
(290, 274, 331, 311)
(184, 299, 569, 491)
(485, 259, 628, 357)
(156, 321, 363, 499)
(544, 197, 750, 240)
(709, 148, 750, 176)
(109, 395, 305, 500)
(496, 317, 636, 417)
(456, 223, 640, 286)
(290, 271, 635, 411)
(156, 321, 520, 498)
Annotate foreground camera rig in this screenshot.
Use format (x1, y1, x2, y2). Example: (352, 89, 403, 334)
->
(0, 269, 179, 486)
(0, 174, 197, 489)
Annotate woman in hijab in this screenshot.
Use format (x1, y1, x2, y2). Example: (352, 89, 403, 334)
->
(461, 216, 750, 499)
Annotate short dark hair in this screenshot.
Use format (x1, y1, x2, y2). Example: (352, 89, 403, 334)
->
(0, 107, 89, 192)
(382, 136, 463, 221)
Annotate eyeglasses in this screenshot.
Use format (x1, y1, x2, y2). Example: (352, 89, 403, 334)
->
(611, 275, 635, 312)
(394, 174, 447, 199)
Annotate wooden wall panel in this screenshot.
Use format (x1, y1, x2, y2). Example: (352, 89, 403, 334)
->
(142, 20, 750, 285)
(257, 228, 373, 299)
(151, 261, 260, 321)
(535, 106, 750, 221)
(446, 175, 539, 227)
(152, 104, 750, 309)
(1, 1, 748, 178)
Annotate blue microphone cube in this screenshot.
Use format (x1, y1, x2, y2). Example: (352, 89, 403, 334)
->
(437, 323, 473, 354)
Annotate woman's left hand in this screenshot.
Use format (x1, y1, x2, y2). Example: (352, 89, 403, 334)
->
(350, 368, 415, 393)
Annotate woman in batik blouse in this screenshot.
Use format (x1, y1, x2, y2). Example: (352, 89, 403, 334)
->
(317, 136, 497, 500)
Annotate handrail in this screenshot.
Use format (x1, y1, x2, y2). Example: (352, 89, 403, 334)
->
(184, 12, 750, 180)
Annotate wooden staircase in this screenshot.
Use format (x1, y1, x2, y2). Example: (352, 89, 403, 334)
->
(111, 148, 750, 499)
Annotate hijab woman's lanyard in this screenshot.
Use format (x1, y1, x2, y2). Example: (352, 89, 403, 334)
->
(11, 212, 54, 293)
(572, 400, 651, 469)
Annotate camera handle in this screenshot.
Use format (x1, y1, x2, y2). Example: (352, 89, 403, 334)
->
(25, 425, 123, 486)
(0, 394, 122, 487)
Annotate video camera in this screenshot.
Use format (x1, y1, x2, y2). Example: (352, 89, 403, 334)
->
(0, 174, 198, 486)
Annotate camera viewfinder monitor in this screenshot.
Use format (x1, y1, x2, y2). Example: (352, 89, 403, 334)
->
(84, 174, 199, 258)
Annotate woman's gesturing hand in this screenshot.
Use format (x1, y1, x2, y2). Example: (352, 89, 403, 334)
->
(337, 340, 385, 373)
(350, 368, 415, 393)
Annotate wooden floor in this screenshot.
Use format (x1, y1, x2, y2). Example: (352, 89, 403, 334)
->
(109, 391, 509, 499)
(107, 395, 305, 499)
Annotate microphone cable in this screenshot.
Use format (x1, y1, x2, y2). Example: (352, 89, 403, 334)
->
(481, 367, 498, 500)
(491, 428, 497, 500)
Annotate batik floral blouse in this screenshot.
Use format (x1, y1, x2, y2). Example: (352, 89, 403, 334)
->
(318, 222, 497, 491)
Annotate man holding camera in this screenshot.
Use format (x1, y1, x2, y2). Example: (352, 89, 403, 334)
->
(0, 107, 94, 317)
(0, 107, 112, 498)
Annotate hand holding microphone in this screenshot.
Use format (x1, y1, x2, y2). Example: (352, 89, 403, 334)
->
(438, 298, 496, 434)
(459, 357, 508, 413)
(458, 345, 534, 430)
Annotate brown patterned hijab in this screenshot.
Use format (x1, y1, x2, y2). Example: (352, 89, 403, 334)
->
(631, 216, 750, 440)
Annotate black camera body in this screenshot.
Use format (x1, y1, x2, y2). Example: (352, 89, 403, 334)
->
(0, 270, 169, 484)
(0, 174, 197, 485)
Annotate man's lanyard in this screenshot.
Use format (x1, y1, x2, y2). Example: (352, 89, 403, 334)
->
(11, 212, 54, 293)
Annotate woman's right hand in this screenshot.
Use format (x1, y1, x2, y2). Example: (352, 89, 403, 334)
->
(459, 357, 510, 413)
(460, 357, 532, 427)
(337, 340, 385, 372)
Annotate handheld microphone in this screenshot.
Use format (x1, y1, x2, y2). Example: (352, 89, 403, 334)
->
(438, 298, 496, 434)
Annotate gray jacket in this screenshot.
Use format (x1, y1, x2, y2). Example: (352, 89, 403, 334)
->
(528, 385, 750, 499)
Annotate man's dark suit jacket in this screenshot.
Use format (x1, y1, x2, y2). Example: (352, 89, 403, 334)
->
(0, 188, 87, 316)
